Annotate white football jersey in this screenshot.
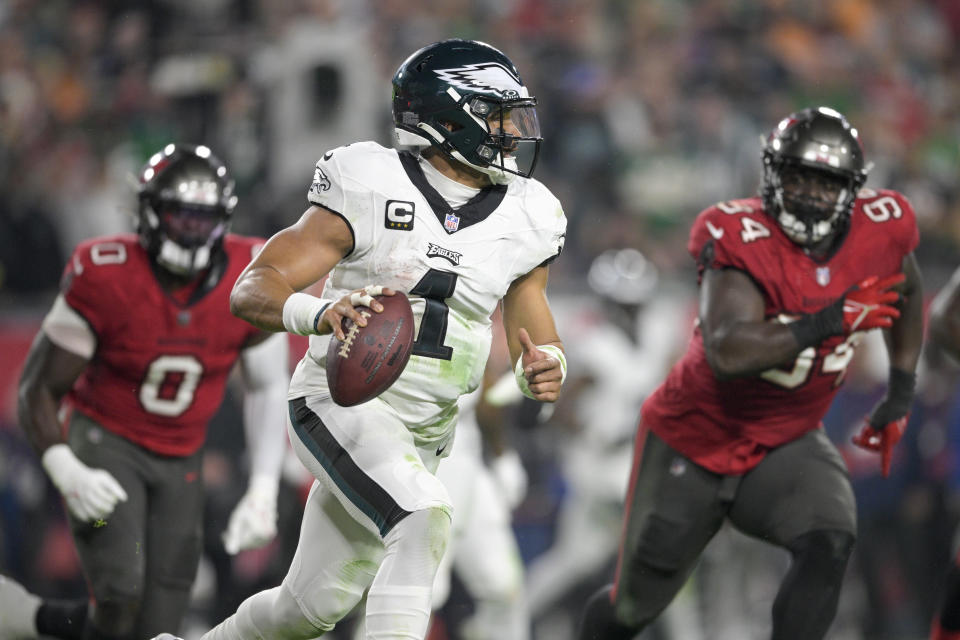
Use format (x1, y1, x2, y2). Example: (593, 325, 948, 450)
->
(288, 141, 566, 447)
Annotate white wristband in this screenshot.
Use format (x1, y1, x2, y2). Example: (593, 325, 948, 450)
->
(41, 443, 80, 476)
(246, 473, 280, 502)
(282, 292, 330, 335)
(514, 344, 567, 399)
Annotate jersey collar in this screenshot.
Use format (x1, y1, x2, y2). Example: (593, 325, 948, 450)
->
(399, 151, 507, 234)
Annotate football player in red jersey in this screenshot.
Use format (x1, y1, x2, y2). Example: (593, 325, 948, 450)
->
(2, 144, 289, 640)
(928, 267, 960, 640)
(578, 106, 924, 640)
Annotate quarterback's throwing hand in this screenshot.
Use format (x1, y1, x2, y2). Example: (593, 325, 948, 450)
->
(319, 285, 396, 340)
(851, 415, 908, 478)
(517, 328, 564, 402)
(841, 273, 905, 333)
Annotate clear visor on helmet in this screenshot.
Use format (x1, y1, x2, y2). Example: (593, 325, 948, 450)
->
(471, 98, 541, 177)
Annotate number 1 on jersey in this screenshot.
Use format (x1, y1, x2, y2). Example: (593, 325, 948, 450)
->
(410, 269, 458, 360)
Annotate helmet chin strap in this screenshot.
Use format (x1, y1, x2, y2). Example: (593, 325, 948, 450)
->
(462, 151, 517, 185)
(394, 128, 431, 148)
(446, 148, 516, 185)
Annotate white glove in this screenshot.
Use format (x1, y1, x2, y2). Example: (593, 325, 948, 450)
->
(490, 449, 528, 511)
(41, 443, 128, 522)
(222, 474, 279, 554)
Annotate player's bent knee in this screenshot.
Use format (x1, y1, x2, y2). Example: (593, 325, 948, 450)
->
(423, 506, 452, 563)
(155, 544, 202, 591)
(287, 567, 374, 629)
(386, 506, 452, 567)
(612, 515, 698, 628)
(788, 529, 855, 578)
(271, 584, 337, 637)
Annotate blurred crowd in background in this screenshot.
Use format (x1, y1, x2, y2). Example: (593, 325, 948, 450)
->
(2, 0, 960, 638)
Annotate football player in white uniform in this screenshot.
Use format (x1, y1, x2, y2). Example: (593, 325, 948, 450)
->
(182, 39, 567, 640)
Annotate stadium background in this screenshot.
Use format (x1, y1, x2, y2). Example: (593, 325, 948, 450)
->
(1, 1, 960, 638)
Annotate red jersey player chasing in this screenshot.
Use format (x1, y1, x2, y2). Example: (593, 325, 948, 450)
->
(1, 144, 289, 640)
(578, 106, 924, 640)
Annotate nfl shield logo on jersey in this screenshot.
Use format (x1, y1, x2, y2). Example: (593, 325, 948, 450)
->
(669, 458, 687, 477)
(444, 212, 461, 232)
(816, 266, 831, 286)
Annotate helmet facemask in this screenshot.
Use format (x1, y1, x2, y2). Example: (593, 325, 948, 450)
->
(410, 93, 541, 185)
(143, 200, 231, 276)
(763, 159, 859, 246)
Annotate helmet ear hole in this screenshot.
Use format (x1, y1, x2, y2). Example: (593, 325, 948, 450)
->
(438, 119, 463, 132)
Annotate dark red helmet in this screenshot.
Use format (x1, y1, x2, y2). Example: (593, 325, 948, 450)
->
(761, 107, 869, 246)
(136, 144, 237, 276)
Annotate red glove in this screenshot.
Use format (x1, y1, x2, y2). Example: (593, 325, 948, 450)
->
(841, 273, 904, 333)
(851, 414, 908, 478)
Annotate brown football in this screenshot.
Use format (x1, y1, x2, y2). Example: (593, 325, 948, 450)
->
(325, 293, 415, 406)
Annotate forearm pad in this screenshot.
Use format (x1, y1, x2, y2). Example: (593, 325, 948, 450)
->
(869, 367, 917, 427)
(788, 299, 844, 348)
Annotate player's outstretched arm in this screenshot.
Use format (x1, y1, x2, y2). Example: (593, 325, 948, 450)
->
(18, 333, 128, 521)
(502, 266, 565, 402)
(852, 253, 924, 477)
(18, 334, 88, 457)
(221, 332, 290, 554)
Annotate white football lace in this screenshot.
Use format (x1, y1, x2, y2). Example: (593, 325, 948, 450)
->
(338, 309, 371, 359)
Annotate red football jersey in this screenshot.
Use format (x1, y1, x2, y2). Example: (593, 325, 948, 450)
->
(642, 189, 919, 475)
(60, 233, 264, 456)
